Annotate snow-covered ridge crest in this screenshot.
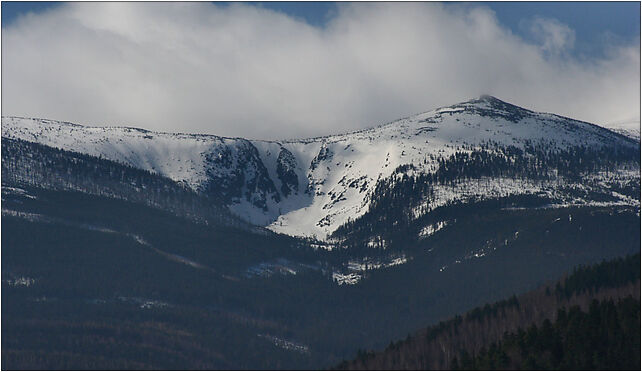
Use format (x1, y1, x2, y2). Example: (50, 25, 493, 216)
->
(2, 96, 638, 240)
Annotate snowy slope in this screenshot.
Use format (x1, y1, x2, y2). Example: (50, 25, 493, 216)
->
(2, 96, 638, 240)
(1, 118, 215, 188)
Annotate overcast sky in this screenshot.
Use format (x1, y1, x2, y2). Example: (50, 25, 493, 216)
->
(2, 2, 640, 140)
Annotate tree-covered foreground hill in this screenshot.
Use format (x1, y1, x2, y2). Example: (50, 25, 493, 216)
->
(336, 254, 641, 370)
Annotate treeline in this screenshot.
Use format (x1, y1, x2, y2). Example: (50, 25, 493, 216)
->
(332, 142, 639, 247)
(434, 142, 639, 184)
(335, 254, 641, 370)
(1, 137, 248, 229)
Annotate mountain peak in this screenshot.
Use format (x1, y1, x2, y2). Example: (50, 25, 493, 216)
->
(432, 95, 535, 123)
(478, 94, 502, 102)
(433, 95, 523, 114)
(468, 95, 517, 108)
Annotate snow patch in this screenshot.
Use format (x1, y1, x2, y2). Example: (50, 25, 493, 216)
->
(2, 277, 36, 287)
(418, 221, 449, 239)
(333, 254, 409, 285)
(257, 334, 310, 354)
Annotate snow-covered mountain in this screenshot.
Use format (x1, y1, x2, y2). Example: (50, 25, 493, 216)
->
(2, 96, 639, 240)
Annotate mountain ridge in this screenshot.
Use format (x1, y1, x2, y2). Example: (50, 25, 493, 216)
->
(2, 95, 632, 145)
(2, 96, 639, 240)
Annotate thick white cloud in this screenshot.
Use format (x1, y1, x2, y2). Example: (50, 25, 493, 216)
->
(1, 2, 639, 139)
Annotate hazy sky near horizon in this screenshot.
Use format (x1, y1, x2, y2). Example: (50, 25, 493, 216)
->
(2, 2, 640, 139)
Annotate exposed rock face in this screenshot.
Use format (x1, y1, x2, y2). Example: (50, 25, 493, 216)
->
(276, 148, 299, 197)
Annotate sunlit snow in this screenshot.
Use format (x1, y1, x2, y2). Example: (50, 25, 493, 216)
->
(3, 96, 638, 240)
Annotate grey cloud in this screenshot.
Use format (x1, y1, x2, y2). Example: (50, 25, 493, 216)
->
(2, 2, 639, 140)
(522, 16, 576, 56)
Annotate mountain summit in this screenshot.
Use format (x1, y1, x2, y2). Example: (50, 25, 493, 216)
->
(2, 97, 638, 240)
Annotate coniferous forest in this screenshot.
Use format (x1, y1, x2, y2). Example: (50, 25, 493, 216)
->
(336, 255, 641, 370)
(454, 297, 639, 370)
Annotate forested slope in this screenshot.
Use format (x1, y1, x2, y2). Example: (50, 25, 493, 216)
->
(455, 296, 639, 370)
(1, 137, 252, 230)
(336, 254, 641, 370)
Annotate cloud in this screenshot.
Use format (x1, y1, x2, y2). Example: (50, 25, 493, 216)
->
(1, 2, 640, 139)
(524, 16, 576, 56)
